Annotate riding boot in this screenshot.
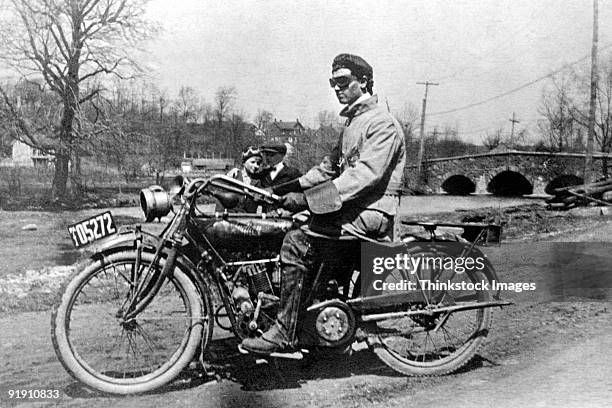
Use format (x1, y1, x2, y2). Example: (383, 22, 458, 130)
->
(240, 229, 312, 354)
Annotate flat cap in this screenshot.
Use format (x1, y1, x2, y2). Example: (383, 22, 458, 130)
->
(260, 141, 287, 155)
(332, 53, 373, 79)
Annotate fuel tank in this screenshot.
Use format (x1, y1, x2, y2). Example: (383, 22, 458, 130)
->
(188, 213, 295, 252)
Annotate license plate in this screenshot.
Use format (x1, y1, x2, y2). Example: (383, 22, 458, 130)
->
(67, 211, 117, 248)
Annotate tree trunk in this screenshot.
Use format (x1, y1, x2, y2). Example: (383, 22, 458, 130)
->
(52, 88, 77, 200)
(51, 154, 70, 199)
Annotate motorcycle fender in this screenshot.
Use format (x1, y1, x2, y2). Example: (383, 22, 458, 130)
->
(439, 238, 502, 296)
(85, 226, 159, 254)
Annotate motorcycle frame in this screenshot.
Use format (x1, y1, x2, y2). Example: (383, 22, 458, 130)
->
(95, 174, 510, 345)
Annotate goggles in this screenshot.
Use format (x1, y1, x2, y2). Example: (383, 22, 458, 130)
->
(329, 76, 355, 89)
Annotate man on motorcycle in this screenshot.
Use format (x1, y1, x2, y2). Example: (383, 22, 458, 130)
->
(240, 53, 407, 355)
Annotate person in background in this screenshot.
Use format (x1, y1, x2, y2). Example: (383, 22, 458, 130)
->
(227, 146, 264, 186)
(260, 142, 302, 188)
(223, 145, 263, 212)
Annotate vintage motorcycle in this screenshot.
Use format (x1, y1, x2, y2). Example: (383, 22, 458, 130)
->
(51, 174, 510, 395)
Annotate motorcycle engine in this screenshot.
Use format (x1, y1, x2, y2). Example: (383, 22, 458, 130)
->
(229, 261, 280, 339)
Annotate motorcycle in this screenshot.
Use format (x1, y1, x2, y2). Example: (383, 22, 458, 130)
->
(51, 174, 510, 395)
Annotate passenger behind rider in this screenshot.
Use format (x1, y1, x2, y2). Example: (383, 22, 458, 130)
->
(222, 146, 264, 213)
(260, 142, 302, 189)
(227, 146, 264, 186)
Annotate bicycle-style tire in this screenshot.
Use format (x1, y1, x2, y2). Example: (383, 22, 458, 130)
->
(51, 250, 206, 394)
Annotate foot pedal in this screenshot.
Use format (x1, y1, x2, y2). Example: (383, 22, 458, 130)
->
(237, 345, 304, 360)
(269, 350, 304, 360)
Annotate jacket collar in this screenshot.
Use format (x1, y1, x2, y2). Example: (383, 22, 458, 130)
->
(340, 94, 378, 118)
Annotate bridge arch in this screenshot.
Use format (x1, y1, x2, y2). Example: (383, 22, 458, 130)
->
(441, 174, 476, 195)
(487, 170, 533, 196)
(544, 175, 583, 195)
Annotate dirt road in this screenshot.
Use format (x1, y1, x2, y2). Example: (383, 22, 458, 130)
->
(1, 220, 611, 407)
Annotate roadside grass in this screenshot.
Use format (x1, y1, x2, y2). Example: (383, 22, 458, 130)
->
(0, 265, 75, 312)
(0, 209, 147, 312)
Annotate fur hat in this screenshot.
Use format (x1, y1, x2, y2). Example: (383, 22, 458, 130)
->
(241, 146, 262, 162)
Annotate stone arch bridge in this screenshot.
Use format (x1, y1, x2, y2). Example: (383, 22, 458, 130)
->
(407, 150, 611, 196)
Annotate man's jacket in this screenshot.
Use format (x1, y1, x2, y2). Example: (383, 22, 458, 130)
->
(299, 95, 406, 215)
(261, 164, 302, 188)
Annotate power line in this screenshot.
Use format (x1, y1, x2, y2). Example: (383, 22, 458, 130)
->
(426, 117, 539, 139)
(429, 42, 612, 117)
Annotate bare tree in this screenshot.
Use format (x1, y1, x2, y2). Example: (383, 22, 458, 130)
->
(482, 128, 504, 150)
(228, 111, 246, 157)
(317, 110, 339, 128)
(0, 0, 155, 199)
(213, 86, 236, 155)
(537, 57, 612, 174)
(394, 102, 419, 143)
(200, 99, 214, 124)
(538, 74, 579, 151)
(569, 60, 612, 175)
(254, 109, 273, 136)
(214, 87, 235, 120)
(173, 86, 201, 123)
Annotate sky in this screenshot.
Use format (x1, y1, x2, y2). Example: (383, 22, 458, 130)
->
(144, 1, 611, 143)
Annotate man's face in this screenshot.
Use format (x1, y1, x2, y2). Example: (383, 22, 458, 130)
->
(263, 151, 283, 166)
(331, 67, 365, 105)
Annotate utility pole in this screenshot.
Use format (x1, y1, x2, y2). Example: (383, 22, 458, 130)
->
(416, 81, 439, 188)
(585, 0, 599, 186)
(509, 112, 520, 146)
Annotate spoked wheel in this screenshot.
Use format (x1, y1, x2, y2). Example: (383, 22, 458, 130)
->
(368, 247, 492, 376)
(51, 250, 210, 394)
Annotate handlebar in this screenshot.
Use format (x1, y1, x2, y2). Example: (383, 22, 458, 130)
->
(182, 174, 281, 203)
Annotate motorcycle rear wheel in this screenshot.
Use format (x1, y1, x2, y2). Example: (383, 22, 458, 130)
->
(368, 248, 492, 376)
(51, 250, 205, 394)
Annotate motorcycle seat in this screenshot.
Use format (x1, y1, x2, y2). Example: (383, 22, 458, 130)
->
(301, 226, 405, 249)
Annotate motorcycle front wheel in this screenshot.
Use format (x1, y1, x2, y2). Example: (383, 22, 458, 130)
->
(51, 249, 206, 394)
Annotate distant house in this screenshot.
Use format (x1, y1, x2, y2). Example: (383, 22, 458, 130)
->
(7, 140, 53, 167)
(181, 157, 234, 173)
(268, 119, 305, 144)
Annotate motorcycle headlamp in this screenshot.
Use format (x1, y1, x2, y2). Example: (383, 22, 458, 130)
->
(139, 185, 172, 222)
